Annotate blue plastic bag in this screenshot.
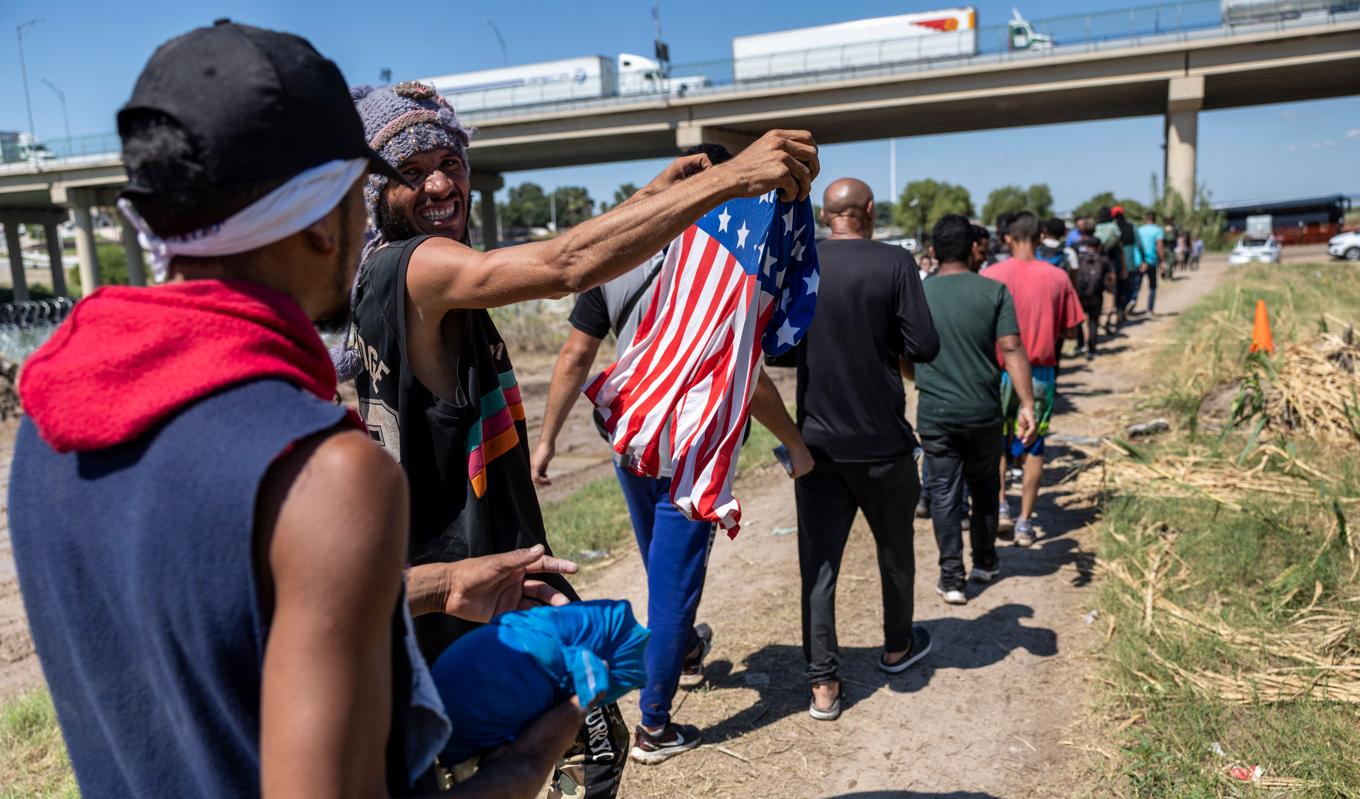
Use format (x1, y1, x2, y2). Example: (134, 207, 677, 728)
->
(430, 599, 649, 764)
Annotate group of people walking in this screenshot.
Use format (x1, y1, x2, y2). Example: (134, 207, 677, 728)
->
(6, 18, 1201, 799)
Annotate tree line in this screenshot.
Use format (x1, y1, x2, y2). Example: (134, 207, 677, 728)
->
(478, 176, 1224, 244)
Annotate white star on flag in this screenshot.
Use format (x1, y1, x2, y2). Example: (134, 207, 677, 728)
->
(804, 270, 820, 294)
(717, 207, 731, 232)
(791, 239, 806, 262)
(758, 191, 774, 204)
(782, 208, 794, 233)
(774, 319, 800, 349)
(736, 221, 750, 248)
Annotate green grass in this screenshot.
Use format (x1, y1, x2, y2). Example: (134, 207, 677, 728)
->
(0, 690, 78, 799)
(1093, 262, 1360, 796)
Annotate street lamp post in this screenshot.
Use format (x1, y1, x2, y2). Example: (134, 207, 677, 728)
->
(41, 78, 70, 155)
(16, 19, 42, 160)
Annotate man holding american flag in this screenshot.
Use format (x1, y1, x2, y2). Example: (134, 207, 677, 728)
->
(533, 147, 818, 766)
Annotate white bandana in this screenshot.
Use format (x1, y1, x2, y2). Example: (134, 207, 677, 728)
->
(117, 157, 368, 283)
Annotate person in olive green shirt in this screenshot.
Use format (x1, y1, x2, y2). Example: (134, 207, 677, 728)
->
(911, 215, 1036, 605)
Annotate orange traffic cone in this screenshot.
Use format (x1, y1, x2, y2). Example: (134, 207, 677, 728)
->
(1250, 300, 1275, 355)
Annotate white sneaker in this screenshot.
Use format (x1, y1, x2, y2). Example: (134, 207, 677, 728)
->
(936, 580, 967, 605)
(1014, 519, 1036, 548)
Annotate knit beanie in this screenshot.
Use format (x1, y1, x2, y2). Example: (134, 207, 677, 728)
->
(333, 81, 472, 381)
(351, 80, 472, 238)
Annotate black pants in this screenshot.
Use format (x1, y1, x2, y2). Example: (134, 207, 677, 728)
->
(1082, 301, 1102, 354)
(795, 454, 919, 684)
(921, 423, 1003, 585)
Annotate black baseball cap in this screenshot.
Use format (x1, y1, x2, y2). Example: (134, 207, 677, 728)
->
(118, 19, 408, 198)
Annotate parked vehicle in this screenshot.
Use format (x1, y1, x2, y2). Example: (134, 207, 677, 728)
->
(1328, 229, 1360, 261)
(1229, 235, 1282, 265)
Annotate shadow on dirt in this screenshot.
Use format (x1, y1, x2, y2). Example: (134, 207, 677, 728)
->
(696, 602, 1056, 745)
(823, 792, 1004, 799)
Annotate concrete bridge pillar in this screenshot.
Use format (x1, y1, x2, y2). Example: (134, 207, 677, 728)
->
(1165, 75, 1203, 207)
(675, 124, 756, 157)
(70, 202, 101, 296)
(120, 214, 148, 286)
(43, 222, 67, 297)
(471, 172, 504, 250)
(4, 222, 28, 301)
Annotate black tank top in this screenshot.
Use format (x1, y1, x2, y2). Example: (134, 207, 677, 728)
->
(352, 237, 569, 659)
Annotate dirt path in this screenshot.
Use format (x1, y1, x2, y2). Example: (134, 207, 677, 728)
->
(577, 255, 1235, 798)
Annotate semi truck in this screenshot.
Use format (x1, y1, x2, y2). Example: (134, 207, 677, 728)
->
(731, 7, 1052, 82)
(419, 6, 1055, 114)
(1221, 0, 1359, 26)
(420, 53, 708, 114)
(732, 7, 980, 82)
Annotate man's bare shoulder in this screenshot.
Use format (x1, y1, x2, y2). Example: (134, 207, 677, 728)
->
(258, 427, 408, 584)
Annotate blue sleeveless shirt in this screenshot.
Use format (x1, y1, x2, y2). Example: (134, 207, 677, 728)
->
(10, 379, 349, 797)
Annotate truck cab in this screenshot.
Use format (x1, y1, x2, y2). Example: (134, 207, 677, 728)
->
(1008, 8, 1054, 51)
(617, 53, 711, 97)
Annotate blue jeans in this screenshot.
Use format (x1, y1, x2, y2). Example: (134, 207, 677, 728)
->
(613, 465, 715, 728)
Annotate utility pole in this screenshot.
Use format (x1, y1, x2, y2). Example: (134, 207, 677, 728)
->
(486, 21, 508, 66)
(652, 1, 670, 76)
(549, 189, 557, 234)
(17, 19, 41, 160)
(41, 78, 70, 153)
(889, 138, 897, 207)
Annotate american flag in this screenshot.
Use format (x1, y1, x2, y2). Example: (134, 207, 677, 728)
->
(583, 193, 819, 537)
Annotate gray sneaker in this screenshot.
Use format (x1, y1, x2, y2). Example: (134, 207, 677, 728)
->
(1014, 518, 1036, 548)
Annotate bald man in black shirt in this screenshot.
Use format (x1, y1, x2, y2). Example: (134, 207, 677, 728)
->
(770, 178, 939, 720)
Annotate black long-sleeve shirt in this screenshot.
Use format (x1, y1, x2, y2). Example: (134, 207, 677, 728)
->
(771, 237, 939, 462)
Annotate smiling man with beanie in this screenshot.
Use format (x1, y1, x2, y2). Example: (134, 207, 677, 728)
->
(11, 22, 587, 798)
(343, 81, 820, 795)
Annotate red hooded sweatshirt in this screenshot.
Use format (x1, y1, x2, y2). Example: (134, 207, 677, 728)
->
(20, 280, 350, 453)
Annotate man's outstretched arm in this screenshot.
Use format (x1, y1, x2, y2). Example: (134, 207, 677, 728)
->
(406, 130, 820, 314)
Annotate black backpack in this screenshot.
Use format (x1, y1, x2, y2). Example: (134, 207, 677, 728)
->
(1074, 250, 1107, 302)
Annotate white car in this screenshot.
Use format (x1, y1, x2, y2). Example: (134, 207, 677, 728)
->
(1229, 236, 1282, 265)
(1328, 230, 1360, 262)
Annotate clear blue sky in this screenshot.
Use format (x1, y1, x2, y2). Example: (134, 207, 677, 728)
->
(1, 0, 1356, 212)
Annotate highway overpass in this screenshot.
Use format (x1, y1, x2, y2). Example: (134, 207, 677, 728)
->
(0, 6, 1357, 295)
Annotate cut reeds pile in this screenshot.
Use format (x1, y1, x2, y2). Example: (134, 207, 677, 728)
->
(1265, 332, 1360, 446)
(1064, 440, 1360, 518)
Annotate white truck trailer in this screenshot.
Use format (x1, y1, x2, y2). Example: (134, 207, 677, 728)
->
(731, 7, 979, 82)
(420, 53, 708, 114)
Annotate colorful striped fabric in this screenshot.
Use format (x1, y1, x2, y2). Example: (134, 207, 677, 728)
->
(466, 368, 526, 497)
